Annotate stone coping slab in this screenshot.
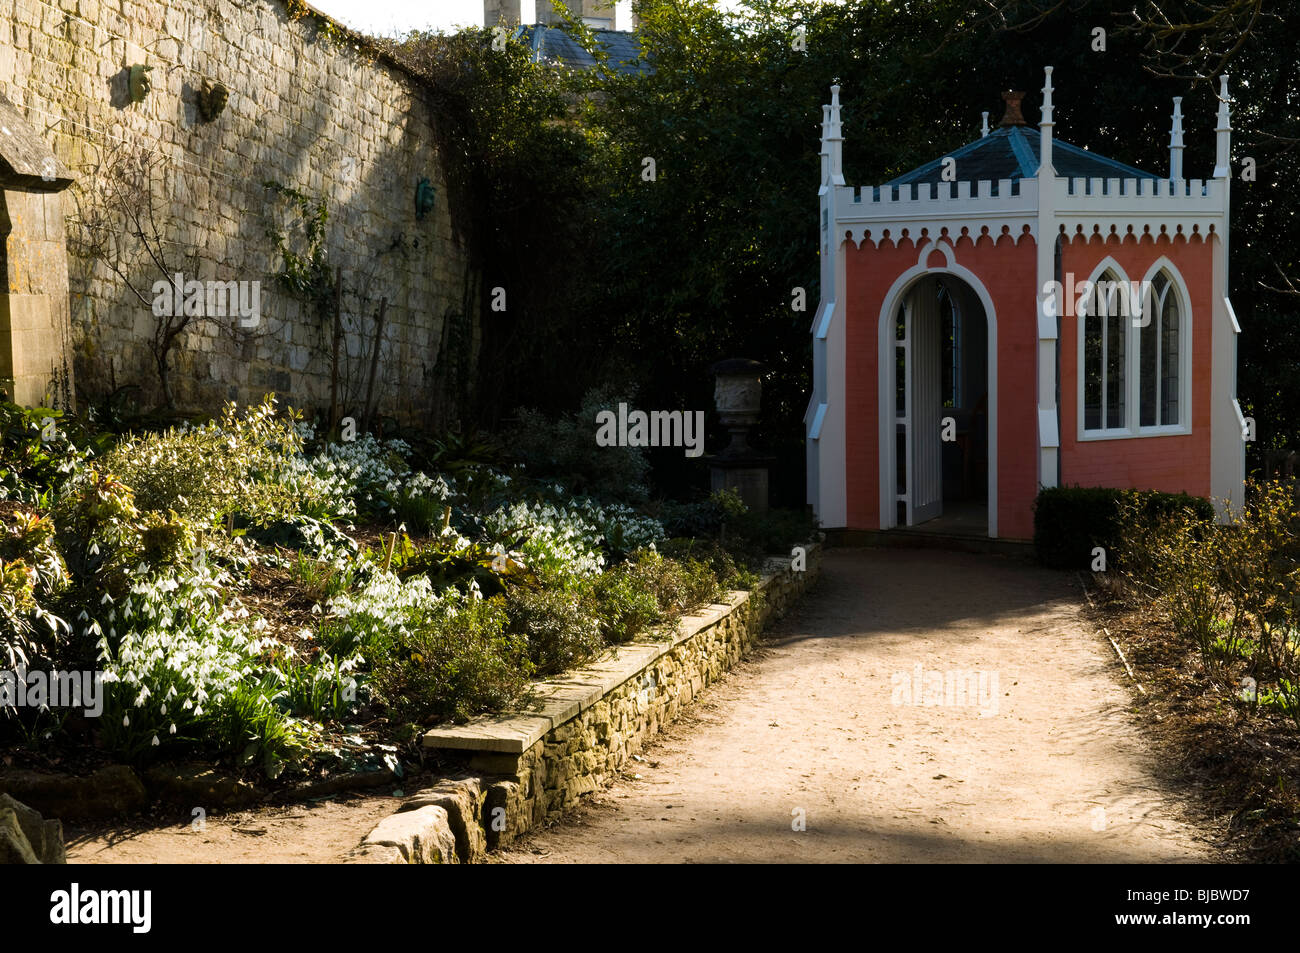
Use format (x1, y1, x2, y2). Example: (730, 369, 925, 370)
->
(422, 582, 766, 757)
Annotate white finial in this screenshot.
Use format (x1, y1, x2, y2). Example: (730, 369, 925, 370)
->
(1169, 96, 1184, 181)
(1039, 65, 1055, 178)
(981, 111, 989, 137)
(1040, 65, 1054, 125)
(1214, 75, 1232, 178)
(826, 85, 844, 186)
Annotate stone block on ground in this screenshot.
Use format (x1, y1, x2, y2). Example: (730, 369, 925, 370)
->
(0, 795, 65, 864)
(361, 805, 458, 864)
(399, 778, 486, 863)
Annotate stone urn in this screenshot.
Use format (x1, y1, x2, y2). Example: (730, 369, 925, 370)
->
(708, 358, 772, 513)
(712, 357, 766, 458)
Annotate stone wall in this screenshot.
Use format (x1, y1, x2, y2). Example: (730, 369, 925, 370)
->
(402, 544, 822, 861)
(0, 0, 473, 421)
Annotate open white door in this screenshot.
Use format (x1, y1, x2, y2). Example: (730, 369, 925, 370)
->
(908, 283, 943, 524)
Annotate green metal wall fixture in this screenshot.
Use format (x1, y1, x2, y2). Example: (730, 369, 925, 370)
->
(415, 178, 436, 220)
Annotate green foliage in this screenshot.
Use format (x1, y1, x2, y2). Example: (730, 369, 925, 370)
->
(95, 564, 267, 764)
(589, 563, 666, 645)
(276, 652, 359, 723)
(376, 25, 598, 426)
(393, 533, 532, 598)
(103, 397, 330, 530)
(51, 467, 151, 603)
(1116, 480, 1300, 691)
(0, 504, 69, 666)
(657, 535, 755, 590)
(287, 551, 358, 603)
(504, 387, 652, 503)
(425, 432, 503, 474)
(721, 504, 820, 571)
(1034, 485, 1216, 570)
(368, 592, 531, 724)
(389, 488, 446, 536)
(613, 548, 722, 619)
(506, 584, 606, 676)
(0, 403, 91, 507)
(207, 674, 318, 780)
(263, 181, 334, 314)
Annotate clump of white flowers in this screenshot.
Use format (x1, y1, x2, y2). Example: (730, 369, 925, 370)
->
(482, 501, 606, 579)
(94, 561, 262, 753)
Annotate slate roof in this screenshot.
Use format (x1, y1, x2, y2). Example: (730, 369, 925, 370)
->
(885, 124, 1157, 188)
(518, 25, 651, 77)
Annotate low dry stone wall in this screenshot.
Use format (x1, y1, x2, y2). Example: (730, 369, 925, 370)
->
(351, 544, 822, 863)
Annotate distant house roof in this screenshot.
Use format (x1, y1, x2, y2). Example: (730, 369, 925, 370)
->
(517, 25, 652, 77)
(885, 124, 1158, 188)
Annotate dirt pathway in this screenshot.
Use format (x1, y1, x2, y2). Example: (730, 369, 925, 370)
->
(67, 794, 400, 864)
(498, 548, 1220, 863)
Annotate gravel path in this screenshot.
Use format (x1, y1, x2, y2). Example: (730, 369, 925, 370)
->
(498, 547, 1219, 863)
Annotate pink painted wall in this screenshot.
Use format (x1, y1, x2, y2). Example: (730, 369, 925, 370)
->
(843, 227, 1039, 540)
(1057, 232, 1215, 499)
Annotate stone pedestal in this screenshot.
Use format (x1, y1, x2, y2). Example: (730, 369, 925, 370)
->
(709, 357, 770, 513)
(710, 457, 773, 515)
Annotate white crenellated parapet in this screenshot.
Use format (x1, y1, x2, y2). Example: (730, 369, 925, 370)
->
(835, 177, 1039, 245)
(1060, 176, 1221, 200)
(1052, 175, 1228, 240)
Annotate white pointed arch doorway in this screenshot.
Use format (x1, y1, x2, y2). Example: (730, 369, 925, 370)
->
(877, 243, 1000, 537)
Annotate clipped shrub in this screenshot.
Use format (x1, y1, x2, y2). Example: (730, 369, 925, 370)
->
(657, 536, 755, 590)
(1033, 485, 1215, 570)
(368, 592, 530, 724)
(506, 584, 605, 676)
(618, 548, 722, 617)
(589, 567, 664, 644)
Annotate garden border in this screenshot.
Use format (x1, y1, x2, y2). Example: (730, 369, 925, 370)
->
(347, 542, 823, 863)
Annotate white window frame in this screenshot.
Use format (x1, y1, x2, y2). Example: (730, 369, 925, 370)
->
(1076, 256, 1193, 442)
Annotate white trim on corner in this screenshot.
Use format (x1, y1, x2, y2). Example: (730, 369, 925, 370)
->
(877, 241, 999, 538)
(1225, 296, 1240, 334)
(814, 300, 835, 339)
(809, 402, 828, 440)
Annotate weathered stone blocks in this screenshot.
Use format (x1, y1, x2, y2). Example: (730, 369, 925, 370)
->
(359, 805, 458, 864)
(442, 547, 822, 850)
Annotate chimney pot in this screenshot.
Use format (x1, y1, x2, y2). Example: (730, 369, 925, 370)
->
(999, 90, 1027, 127)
